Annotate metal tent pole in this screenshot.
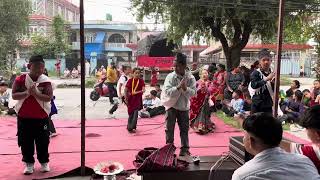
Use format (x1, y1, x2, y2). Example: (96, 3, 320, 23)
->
(79, 0, 86, 176)
(273, 0, 285, 117)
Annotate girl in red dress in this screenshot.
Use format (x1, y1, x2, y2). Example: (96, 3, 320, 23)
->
(151, 68, 158, 87)
(125, 68, 145, 133)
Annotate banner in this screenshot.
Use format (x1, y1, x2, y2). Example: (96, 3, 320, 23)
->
(137, 55, 175, 68)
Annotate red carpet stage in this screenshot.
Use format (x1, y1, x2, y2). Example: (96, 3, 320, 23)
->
(0, 116, 309, 180)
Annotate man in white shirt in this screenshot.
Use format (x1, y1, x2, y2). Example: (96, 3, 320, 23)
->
(107, 65, 131, 118)
(139, 90, 165, 118)
(232, 113, 320, 180)
(162, 53, 197, 156)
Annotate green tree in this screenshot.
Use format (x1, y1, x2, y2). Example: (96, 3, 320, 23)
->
(0, 0, 30, 71)
(31, 15, 70, 58)
(52, 15, 70, 57)
(31, 35, 55, 59)
(130, 0, 319, 70)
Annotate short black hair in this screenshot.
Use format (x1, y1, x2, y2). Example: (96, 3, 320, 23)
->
(133, 67, 141, 72)
(303, 89, 310, 93)
(155, 84, 160, 88)
(293, 80, 300, 88)
(315, 80, 320, 83)
(150, 90, 157, 97)
(258, 49, 272, 60)
(294, 90, 303, 101)
(0, 81, 8, 86)
(175, 53, 187, 65)
(29, 55, 44, 64)
(122, 65, 131, 71)
(218, 64, 225, 70)
(243, 113, 282, 147)
(299, 105, 320, 130)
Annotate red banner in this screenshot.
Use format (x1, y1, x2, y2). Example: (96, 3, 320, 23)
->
(137, 55, 175, 68)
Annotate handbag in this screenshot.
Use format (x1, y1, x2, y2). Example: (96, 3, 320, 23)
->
(134, 144, 188, 175)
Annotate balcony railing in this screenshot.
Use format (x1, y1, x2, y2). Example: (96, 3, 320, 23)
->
(72, 42, 80, 50)
(105, 43, 126, 48)
(72, 42, 127, 50)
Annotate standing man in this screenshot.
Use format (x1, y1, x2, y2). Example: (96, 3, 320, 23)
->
(108, 65, 132, 118)
(106, 61, 118, 104)
(162, 53, 197, 156)
(249, 49, 275, 114)
(12, 55, 53, 175)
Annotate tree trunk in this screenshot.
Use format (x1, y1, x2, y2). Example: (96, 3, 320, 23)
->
(225, 47, 242, 71)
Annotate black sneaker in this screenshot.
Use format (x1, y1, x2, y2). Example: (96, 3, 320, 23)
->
(179, 150, 191, 156)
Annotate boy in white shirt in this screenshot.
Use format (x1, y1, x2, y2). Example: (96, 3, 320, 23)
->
(222, 90, 244, 117)
(139, 90, 165, 118)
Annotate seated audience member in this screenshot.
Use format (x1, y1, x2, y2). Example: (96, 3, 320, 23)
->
(302, 89, 312, 108)
(0, 81, 10, 113)
(286, 80, 300, 98)
(63, 68, 71, 78)
(241, 92, 252, 118)
(292, 105, 320, 172)
(232, 113, 320, 180)
(280, 90, 304, 123)
(155, 84, 162, 99)
(222, 90, 244, 117)
(139, 90, 165, 118)
(311, 80, 320, 101)
(71, 68, 79, 78)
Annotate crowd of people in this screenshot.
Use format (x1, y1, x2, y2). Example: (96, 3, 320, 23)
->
(2, 50, 320, 176)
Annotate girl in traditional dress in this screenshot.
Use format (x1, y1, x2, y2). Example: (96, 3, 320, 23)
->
(125, 68, 145, 133)
(150, 67, 158, 87)
(212, 64, 227, 101)
(189, 69, 216, 134)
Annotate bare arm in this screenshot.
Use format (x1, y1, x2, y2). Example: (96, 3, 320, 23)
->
(30, 84, 53, 102)
(12, 81, 29, 100)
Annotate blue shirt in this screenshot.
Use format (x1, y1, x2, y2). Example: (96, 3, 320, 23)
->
(232, 147, 320, 180)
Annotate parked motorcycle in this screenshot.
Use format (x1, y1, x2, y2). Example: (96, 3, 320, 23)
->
(89, 77, 117, 101)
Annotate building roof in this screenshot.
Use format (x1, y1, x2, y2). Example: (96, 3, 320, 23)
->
(245, 44, 313, 50)
(182, 45, 209, 50)
(201, 43, 313, 55)
(69, 24, 137, 31)
(105, 47, 132, 52)
(29, 15, 52, 22)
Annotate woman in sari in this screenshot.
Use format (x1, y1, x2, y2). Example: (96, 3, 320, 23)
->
(212, 64, 226, 101)
(190, 69, 216, 134)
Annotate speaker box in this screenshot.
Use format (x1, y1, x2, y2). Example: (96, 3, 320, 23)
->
(229, 136, 254, 165)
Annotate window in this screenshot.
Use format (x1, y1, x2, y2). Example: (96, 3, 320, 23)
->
(32, 0, 38, 12)
(108, 34, 126, 43)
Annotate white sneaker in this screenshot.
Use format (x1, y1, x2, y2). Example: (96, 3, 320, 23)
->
(49, 132, 58, 138)
(40, 163, 50, 173)
(23, 163, 34, 175)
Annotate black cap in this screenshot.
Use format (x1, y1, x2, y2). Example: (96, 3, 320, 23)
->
(29, 55, 45, 64)
(258, 49, 272, 60)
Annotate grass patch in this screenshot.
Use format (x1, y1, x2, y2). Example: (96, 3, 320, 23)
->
(215, 111, 242, 129)
(56, 77, 97, 88)
(48, 71, 57, 77)
(282, 123, 290, 131)
(215, 111, 291, 131)
(280, 76, 291, 86)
